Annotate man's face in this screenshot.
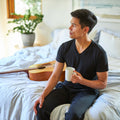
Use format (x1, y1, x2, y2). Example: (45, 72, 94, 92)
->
(69, 17, 84, 39)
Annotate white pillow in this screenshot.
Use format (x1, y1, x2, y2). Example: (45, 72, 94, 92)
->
(108, 55, 120, 72)
(99, 31, 120, 59)
(51, 29, 71, 49)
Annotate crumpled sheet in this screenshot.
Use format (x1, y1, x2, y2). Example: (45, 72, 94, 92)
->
(0, 45, 120, 120)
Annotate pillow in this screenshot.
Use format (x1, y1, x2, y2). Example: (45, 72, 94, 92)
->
(99, 31, 120, 59)
(107, 55, 120, 72)
(93, 30, 101, 43)
(93, 29, 120, 44)
(51, 29, 71, 49)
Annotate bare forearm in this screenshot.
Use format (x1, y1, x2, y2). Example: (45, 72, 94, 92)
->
(42, 74, 59, 98)
(72, 71, 108, 90)
(41, 61, 64, 98)
(80, 78, 107, 89)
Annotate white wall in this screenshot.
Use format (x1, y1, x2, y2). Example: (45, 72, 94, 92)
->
(0, 0, 120, 58)
(35, 0, 72, 46)
(0, 0, 73, 57)
(42, 0, 72, 30)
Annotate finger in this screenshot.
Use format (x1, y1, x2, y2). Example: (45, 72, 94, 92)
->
(34, 108, 37, 115)
(33, 100, 39, 115)
(33, 104, 38, 115)
(39, 98, 44, 108)
(74, 70, 80, 75)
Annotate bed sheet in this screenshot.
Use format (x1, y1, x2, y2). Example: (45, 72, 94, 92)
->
(0, 42, 120, 120)
(0, 45, 54, 120)
(0, 72, 48, 120)
(0, 44, 56, 71)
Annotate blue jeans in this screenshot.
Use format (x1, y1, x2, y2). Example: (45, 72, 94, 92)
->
(36, 81, 99, 120)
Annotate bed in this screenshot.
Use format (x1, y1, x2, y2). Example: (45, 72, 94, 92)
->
(0, 19, 120, 120)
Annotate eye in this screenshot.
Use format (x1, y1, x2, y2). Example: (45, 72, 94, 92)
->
(73, 24, 76, 27)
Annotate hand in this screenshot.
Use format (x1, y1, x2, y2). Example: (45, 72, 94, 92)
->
(71, 70, 84, 84)
(33, 94, 45, 115)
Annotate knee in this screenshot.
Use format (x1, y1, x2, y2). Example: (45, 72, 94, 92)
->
(65, 110, 84, 120)
(36, 104, 50, 120)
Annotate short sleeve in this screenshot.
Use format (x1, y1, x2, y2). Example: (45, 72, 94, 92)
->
(56, 44, 65, 63)
(96, 51, 108, 72)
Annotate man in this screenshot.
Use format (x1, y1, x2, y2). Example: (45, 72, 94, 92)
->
(34, 9, 108, 120)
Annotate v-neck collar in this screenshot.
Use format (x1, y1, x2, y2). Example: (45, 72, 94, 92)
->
(73, 39, 93, 55)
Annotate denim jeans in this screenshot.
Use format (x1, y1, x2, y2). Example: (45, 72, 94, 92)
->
(36, 81, 99, 120)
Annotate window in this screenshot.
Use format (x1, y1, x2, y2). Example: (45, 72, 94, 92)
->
(7, 0, 42, 18)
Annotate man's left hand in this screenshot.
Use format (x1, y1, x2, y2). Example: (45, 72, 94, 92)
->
(71, 71, 84, 84)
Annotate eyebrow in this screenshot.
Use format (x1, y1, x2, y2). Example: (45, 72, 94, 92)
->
(70, 22, 77, 26)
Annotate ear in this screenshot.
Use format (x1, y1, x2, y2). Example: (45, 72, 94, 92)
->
(83, 26, 89, 33)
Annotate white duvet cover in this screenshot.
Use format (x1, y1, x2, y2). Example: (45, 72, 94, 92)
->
(0, 41, 120, 120)
(0, 45, 52, 120)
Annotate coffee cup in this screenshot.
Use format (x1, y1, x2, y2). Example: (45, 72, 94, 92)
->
(65, 67, 75, 81)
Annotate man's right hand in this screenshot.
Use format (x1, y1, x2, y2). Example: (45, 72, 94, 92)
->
(33, 94, 45, 115)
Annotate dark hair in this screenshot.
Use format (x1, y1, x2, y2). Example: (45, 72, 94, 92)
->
(71, 9, 97, 33)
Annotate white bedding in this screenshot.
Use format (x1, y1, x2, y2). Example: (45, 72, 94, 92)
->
(0, 28, 120, 120)
(0, 46, 51, 120)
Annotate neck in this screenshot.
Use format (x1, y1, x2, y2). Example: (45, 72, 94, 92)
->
(75, 35, 91, 54)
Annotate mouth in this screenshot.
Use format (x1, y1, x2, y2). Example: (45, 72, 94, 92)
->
(69, 32, 74, 38)
(70, 32, 72, 35)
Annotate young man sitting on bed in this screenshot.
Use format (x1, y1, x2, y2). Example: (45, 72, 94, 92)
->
(34, 9, 108, 120)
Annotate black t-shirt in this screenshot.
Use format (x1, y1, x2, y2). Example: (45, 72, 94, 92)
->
(56, 39, 108, 80)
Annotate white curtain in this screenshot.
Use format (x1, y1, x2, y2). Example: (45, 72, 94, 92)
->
(0, 0, 21, 58)
(0, 0, 7, 59)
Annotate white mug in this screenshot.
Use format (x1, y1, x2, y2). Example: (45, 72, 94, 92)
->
(65, 67, 75, 81)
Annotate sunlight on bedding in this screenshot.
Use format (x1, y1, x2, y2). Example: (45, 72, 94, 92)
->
(0, 22, 120, 120)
